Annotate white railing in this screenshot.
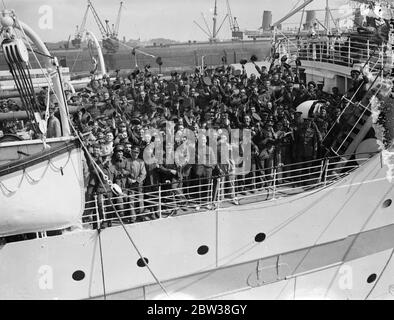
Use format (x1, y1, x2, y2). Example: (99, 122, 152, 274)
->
(284, 36, 388, 74)
(82, 155, 374, 229)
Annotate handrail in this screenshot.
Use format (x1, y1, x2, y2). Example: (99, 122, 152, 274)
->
(109, 151, 381, 195)
(284, 35, 387, 70)
(82, 154, 374, 229)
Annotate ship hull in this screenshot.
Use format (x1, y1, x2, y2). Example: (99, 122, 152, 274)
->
(1, 153, 393, 299)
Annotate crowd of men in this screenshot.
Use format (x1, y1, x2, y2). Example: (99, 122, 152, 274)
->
(1, 57, 363, 223)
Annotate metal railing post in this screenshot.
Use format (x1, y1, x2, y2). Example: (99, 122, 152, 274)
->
(318, 159, 324, 185)
(217, 177, 222, 205)
(272, 168, 277, 200)
(307, 41, 309, 60)
(100, 194, 105, 225)
(367, 40, 370, 61)
(94, 194, 100, 229)
(158, 185, 162, 219)
(324, 158, 329, 187)
(320, 42, 322, 62)
(287, 39, 290, 57)
(381, 43, 384, 78)
(348, 37, 351, 66)
(312, 43, 316, 60)
(209, 178, 214, 206)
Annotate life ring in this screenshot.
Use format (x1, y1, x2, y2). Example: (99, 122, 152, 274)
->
(296, 100, 326, 120)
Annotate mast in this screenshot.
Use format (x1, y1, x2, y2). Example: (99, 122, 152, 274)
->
(194, 0, 226, 42)
(114, 1, 123, 37)
(212, 0, 218, 41)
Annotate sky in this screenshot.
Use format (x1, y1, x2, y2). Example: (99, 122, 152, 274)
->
(5, 0, 347, 42)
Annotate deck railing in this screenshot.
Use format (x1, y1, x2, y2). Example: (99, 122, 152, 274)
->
(283, 35, 389, 74)
(82, 154, 375, 229)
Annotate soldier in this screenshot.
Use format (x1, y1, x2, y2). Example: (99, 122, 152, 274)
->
(157, 145, 188, 214)
(257, 140, 276, 187)
(128, 146, 147, 221)
(123, 142, 133, 159)
(348, 69, 369, 102)
(303, 81, 318, 101)
(86, 143, 116, 227)
(329, 87, 342, 107)
(274, 121, 294, 183)
(216, 133, 238, 205)
(313, 107, 329, 158)
(280, 81, 300, 110)
(316, 82, 329, 100)
(100, 130, 114, 157)
(114, 122, 128, 145)
(111, 144, 133, 222)
(194, 134, 217, 205)
(297, 118, 322, 185)
(47, 106, 61, 138)
(175, 133, 194, 197)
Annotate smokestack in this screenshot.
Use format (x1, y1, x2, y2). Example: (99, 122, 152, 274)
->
(303, 10, 316, 30)
(262, 11, 272, 31)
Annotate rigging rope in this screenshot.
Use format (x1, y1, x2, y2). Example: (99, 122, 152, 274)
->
(70, 49, 82, 74)
(5, 54, 40, 134)
(97, 229, 107, 300)
(26, 47, 55, 59)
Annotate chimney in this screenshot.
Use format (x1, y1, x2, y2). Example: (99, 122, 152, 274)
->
(262, 11, 272, 31)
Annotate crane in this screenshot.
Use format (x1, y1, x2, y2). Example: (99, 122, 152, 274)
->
(88, 0, 108, 39)
(113, 1, 123, 38)
(87, 0, 121, 54)
(225, 0, 242, 40)
(71, 3, 90, 48)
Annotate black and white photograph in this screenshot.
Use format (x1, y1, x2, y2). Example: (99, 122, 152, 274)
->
(0, 0, 394, 303)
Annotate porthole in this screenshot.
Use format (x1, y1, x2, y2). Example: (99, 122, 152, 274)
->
(255, 233, 266, 243)
(367, 273, 377, 283)
(197, 245, 209, 255)
(137, 257, 149, 267)
(72, 270, 85, 281)
(383, 199, 392, 208)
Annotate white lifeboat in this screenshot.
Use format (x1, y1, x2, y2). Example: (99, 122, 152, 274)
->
(0, 141, 85, 237)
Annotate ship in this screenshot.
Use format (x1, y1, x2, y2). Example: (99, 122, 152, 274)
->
(1, 0, 394, 300)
